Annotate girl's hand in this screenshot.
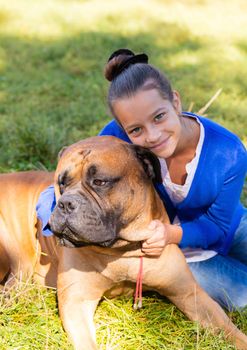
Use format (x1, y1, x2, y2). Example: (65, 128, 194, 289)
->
(141, 220, 167, 256)
(141, 220, 183, 257)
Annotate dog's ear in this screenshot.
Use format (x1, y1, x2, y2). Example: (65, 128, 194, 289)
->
(58, 146, 68, 160)
(132, 145, 162, 183)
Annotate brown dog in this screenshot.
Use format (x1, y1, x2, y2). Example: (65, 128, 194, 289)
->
(0, 136, 247, 350)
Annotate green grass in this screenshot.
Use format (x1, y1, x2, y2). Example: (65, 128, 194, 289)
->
(1, 282, 246, 350)
(0, 282, 71, 349)
(0, 0, 247, 348)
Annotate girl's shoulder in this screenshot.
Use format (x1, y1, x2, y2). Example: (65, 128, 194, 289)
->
(99, 119, 131, 143)
(183, 112, 247, 175)
(183, 112, 246, 153)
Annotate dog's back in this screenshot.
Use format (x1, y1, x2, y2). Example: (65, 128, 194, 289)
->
(0, 171, 54, 284)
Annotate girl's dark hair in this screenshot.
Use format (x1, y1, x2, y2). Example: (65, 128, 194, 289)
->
(104, 49, 173, 118)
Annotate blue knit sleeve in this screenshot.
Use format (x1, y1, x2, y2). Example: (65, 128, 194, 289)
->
(36, 185, 56, 236)
(179, 144, 247, 254)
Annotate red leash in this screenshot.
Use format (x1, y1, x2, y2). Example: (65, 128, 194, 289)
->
(133, 256, 143, 310)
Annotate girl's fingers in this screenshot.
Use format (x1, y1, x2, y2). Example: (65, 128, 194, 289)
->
(148, 220, 158, 229)
(142, 249, 163, 256)
(145, 233, 164, 244)
(142, 241, 165, 249)
(141, 246, 163, 252)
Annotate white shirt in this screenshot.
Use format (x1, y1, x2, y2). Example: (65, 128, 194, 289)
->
(159, 116, 217, 263)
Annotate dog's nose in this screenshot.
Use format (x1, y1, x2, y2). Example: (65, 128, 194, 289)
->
(57, 196, 78, 214)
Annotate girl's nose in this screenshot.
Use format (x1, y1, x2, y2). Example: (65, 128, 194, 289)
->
(145, 127, 161, 143)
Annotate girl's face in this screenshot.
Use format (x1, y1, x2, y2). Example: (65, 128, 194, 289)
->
(113, 88, 183, 159)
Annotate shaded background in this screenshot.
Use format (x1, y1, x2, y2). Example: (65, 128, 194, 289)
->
(0, 0, 246, 173)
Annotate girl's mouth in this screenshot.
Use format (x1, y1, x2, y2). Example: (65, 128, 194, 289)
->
(149, 136, 170, 151)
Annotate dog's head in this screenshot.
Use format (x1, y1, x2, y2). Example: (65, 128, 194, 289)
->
(49, 136, 162, 248)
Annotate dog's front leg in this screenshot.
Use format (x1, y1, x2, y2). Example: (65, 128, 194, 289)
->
(58, 293, 100, 350)
(56, 249, 113, 350)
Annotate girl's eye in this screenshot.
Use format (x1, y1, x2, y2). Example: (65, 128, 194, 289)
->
(129, 127, 141, 135)
(154, 113, 165, 121)
(93, 179, 107, 186)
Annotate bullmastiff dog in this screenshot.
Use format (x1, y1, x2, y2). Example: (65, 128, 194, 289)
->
(0, 136, 247, 350)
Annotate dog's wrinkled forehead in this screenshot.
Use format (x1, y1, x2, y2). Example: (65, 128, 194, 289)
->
(55, 136, 131, 180)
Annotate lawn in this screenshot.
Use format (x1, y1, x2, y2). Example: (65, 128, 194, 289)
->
(0, 0, 246, 349)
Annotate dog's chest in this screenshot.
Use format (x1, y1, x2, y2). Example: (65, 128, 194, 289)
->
(99, 255, 161, 285)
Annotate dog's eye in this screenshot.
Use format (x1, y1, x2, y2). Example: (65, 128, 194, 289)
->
(58, 171, 72, 195)
(59, 184, 65, 194)
(58, 182, 66, 194)
(93, 179, 107, 186)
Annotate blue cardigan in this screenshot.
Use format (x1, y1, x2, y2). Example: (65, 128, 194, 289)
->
(99, 112, 247, 255)
(36, 113, 247, 255)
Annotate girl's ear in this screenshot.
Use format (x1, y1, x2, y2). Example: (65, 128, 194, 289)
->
(131, 145, 162, 183)
(172, 90, 182, 115)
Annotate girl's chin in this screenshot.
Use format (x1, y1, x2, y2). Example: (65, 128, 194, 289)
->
(152, 145, 175, 159)
(154, 150, 173, 159)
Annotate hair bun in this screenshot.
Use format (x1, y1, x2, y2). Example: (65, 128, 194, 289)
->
(105, 48, 148, 81)
(107, 49, 135, 62)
